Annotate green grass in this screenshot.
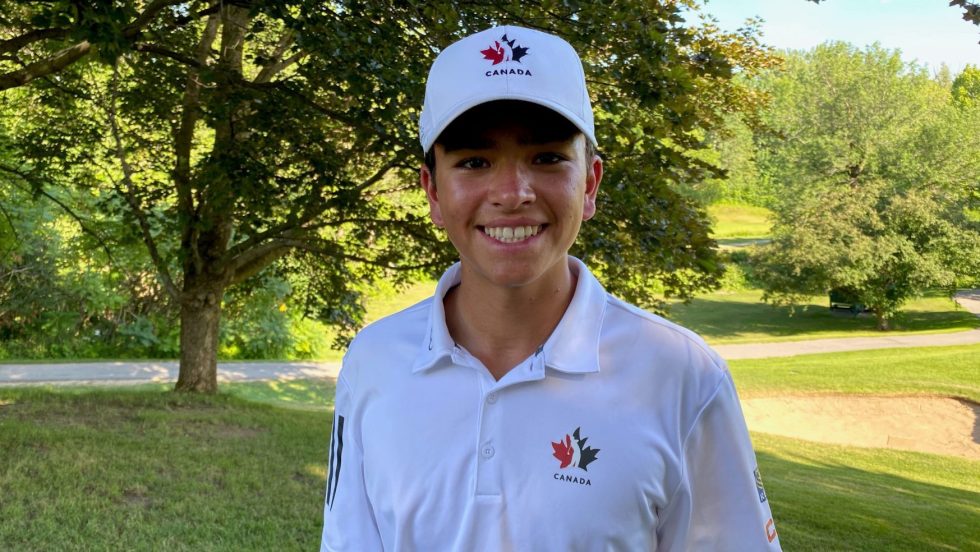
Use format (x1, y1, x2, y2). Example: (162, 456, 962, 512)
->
(729, 344, 980, 402)
(362, 279, 436, 324)
(731, 344, 980, 549)
(3, 379, 977, 550)
(668, 289, 979, 344)
(0, 386, 331, 551)
(754, 433, 980, 551)
(312, 279, 436, 362)
(707, 203, 773, 239)
(224, 379, 335, 411)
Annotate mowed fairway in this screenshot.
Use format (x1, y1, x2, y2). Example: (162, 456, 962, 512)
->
(668, 289, 979, 344)
(3, 343, 978, 551)
(731, 344, 980, 550)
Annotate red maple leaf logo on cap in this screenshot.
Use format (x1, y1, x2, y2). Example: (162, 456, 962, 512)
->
(551, 434, 574, 468)
(481, 41, 505, 65)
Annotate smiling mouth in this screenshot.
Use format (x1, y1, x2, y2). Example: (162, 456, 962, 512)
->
(481, 225, 543, 243)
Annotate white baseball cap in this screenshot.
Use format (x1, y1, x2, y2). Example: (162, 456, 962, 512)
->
(419, 25, 596, 153)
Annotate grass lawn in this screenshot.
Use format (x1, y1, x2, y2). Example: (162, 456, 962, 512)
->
(668, 289, 979, 344)
(755, 433, 980, 551)
(312, 279, 436, 362)
(0, 386, 331, 551)
(732, 344, 980, 548)
(728, 343, 980, 403)
(707, 203, 773, 239)
(3, 368, 977, 550)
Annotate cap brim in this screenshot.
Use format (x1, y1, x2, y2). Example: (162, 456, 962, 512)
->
(422, 94, 597, 153)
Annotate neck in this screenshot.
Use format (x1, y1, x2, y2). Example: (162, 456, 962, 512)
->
(445, 261, 576, 380)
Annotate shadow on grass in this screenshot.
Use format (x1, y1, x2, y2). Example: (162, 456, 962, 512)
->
(224, 379, 336, 411)
(669, 295, 979, 341)
(0, 386, 330, 550)
(759, 447, 980, 551)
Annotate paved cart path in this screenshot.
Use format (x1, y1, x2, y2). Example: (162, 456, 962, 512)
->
(1, 290, 977, 384)
(0, 360, 341, 385)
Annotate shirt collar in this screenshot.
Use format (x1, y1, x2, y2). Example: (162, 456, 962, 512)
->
(541, 256, 606, 374)
(412, 257, 606, 375)
(411, 262, 462, 373)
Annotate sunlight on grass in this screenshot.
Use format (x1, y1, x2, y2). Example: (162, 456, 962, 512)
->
(668, 289, 979, 344)
(708, 203, 773, 239)
(305, 464, 327, 480)
(729, 344, 980, 402)
(302, 279, 436, 362)
(225, 379, 335, 411)
(754, 433, 980, 551)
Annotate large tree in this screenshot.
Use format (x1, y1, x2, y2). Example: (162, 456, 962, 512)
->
(752, 43, 980, 329)
(1, 1, 775, 392)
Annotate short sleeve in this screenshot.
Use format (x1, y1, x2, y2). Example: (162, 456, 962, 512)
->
(320, 373, 383, 551)
(656, 371, 781, 551)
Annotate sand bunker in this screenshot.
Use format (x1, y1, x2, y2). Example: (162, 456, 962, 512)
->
(741, 396, 980, 460)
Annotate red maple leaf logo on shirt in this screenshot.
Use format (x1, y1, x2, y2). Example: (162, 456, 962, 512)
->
(481, 41, 505, 65)
(551, 427, 600, 471)
(551, 434, 574, 468)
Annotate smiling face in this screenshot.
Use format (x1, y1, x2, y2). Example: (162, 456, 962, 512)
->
(420, 101, 602, 292)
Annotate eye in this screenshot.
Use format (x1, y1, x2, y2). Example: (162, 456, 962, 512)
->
(456, 157, 489, 169)
(533, 152, 567, 165)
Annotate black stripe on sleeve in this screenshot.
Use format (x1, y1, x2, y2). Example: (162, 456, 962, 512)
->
(329, 415, 345, 510)
(326, 413, 338, 507)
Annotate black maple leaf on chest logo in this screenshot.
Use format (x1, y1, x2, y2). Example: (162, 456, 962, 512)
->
(551, 426, 600, 471)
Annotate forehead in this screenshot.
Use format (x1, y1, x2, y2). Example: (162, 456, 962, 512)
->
(436, 100, 581, 152)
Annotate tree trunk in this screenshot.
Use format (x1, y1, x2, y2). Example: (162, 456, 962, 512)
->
(175, 284, 224, 393)
(875, 311, 890, 331)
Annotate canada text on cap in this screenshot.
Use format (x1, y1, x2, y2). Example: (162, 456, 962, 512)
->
(419, 25, 596, 153)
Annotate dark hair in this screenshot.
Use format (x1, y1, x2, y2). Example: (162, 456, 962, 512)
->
(423, 100, 597, 178)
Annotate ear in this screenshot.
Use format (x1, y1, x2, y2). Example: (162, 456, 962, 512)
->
(582, 154, 603, 222)
(420, 163, 444, 228)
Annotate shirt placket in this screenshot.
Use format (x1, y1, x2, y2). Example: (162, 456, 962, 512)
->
(473, 350, 547, 497)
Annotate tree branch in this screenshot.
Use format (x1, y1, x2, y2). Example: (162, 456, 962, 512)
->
(0, 0, 187, 91)
(124, 0, 187, 35)
(0, 28, 69, 55)
(253, 29, 306, 83)
(0, 164, 115, 262)
(0, 193, 20, 246)
(0, 40, 91, 91)
(107, 67, 180, 301)
(244, 236, 443, 272)
(228, 240, 293, 285)
(134, 43, 204, 68)
(174, 12, 220, 256)
(254, 50, 305, 83)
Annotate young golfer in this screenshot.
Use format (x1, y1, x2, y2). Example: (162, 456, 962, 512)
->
(321, 25, 780, 551)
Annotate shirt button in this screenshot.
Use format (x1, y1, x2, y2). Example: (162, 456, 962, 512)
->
(486, 392, 498, 404)
(482, 446, 495, 458)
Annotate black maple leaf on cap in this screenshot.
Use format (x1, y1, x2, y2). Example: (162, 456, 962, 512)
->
(511, 45, 529, 62)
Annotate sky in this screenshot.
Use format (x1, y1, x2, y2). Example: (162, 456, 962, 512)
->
(698, 0, 980, 75)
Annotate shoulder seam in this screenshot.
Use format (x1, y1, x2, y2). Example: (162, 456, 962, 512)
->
(605, 295, 722, 365)
(659, 372, 728, 524)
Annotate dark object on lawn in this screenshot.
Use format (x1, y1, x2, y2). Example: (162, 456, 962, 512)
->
(829, 288, 868, 314)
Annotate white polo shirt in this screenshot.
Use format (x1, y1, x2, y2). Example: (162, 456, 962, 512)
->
(321, 257, 781, 551)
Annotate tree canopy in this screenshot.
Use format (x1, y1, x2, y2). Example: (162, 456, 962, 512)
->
(0, 1, 776, 391)
(751, 43, 980, 329)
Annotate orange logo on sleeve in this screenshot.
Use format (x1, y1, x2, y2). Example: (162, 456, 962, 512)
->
(765, 518, 777, 543)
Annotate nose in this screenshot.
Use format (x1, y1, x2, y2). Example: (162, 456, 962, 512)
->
(488, 161, 535, 210)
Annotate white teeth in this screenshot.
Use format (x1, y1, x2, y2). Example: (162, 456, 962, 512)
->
(483, 225, 541, 243)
